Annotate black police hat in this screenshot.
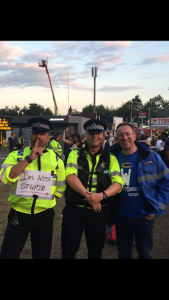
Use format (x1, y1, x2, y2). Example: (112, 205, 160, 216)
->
(27, 117, 54, 133)
(83, 119, 107, 133)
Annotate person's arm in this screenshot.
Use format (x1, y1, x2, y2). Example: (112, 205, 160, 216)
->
(55, 158, 66, 198)
(66, 174, 88, 197)
(86, 154, 123, 205)
(62, 129, 73, 145)
(66, 174, 102, 213)
(9, 138, 44, 179)
(151, 153, 169, 218)
(86, 182, 122, 205)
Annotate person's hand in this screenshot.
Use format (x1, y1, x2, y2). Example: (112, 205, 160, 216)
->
(144, 214, 156, 220)
(29, 138, 44, 161)
(92, 202, 102, 213)
(86, 191, 103, 205)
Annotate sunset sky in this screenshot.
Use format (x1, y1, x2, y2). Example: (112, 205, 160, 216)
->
(1, 41, 169, 115)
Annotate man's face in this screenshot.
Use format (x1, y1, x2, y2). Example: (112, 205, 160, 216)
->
(30, 132, 50, 149)
(116, 125, 136, 152)
(87, 132, 105, 148)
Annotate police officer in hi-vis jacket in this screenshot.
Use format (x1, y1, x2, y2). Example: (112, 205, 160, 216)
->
(61, 119, 123, 259)
(0, 117, 66, 259)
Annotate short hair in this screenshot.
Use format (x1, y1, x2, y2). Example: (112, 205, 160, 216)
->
(116, 122, 135, 133)
(140, 135, 146, 140)
(151, 139, 157, 146)
(158, 135, 162, 140)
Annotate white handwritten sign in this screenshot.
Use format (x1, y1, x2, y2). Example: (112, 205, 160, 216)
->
(16, 170, 53, 198)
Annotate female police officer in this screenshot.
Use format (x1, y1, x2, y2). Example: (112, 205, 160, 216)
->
(61, 119, 123, 259)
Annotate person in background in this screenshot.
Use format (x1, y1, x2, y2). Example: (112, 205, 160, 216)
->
(17, 135, 24, 150)
(160, 132, 168, 148)
(62, 129, 85, 150)
(50, 131, 55, 141)
(160, 139, 169, 168)
(150, 139, 160, 154)
(156, 135, 164, 151)
(49, 132, 62, 159)
(62, 128, 73, 168)
(8, 133, 18, 153)
(102, 135, 110, 151)
(109, 134, 114, 146)
(82, 134, 87, 147)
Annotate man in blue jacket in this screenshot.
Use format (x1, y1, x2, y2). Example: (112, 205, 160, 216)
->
(88, 122, 169, 259)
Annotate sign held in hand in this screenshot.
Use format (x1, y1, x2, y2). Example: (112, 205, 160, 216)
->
(16, 170, 53, 198)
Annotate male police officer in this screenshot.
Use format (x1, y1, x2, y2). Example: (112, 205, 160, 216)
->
(0, 117, 66, 259)
(49, 132, 62, 158)
(61, 119, 123, 259)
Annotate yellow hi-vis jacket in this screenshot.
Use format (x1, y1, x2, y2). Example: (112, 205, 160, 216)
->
(49, 140, 62, 157)
(0, 148, 66, 214)
(66, 148, 123, 202)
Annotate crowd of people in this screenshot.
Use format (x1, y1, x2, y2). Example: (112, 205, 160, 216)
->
(0, 117, 169, 259)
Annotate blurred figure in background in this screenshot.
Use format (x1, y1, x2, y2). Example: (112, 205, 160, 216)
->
(17, 135, 24, 150)
(150, 139, 160, 154)
(159, 139, 169, 168)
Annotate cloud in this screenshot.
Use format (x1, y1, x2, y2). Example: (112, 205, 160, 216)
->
(98, 85, 143, 92)
(85, 55, 123, 68)
(71, 83, 93, 91)
(20, 51, 54, 63)
(0, 42, 24, 61)
(138, 54, 169, 65)
(140, 72, 169, 79)
(101, 41, 132, 48)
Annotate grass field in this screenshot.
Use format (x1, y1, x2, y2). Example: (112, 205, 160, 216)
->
(0, 184, 169, 259)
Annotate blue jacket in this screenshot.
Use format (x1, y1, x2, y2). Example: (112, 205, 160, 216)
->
(108, 141, 169, 217)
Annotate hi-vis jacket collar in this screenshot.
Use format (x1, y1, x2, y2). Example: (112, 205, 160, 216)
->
(108, 140, 151, 160)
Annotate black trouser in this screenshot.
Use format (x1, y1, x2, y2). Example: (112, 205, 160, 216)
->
(0, 207, 55, 259)
(61, 204, 108, 259)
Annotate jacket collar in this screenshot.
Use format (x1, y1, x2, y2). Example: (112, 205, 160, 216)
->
(108, 141, 151, 161)
(29, 147, 48, 153)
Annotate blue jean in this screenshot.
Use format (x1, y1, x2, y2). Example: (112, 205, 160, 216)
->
(115, 213, 154, 259)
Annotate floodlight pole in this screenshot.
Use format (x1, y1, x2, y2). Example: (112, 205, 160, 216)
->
(92, 67, 98, 113)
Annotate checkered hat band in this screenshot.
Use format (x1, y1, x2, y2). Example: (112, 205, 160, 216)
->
(86, 123, 104, 131)
(31, 122, 50, 130)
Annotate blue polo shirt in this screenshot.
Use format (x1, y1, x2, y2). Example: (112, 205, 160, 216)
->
(116, 149, 147, 218)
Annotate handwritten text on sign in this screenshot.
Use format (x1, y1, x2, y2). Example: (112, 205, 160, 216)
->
(16, 170, 53, 198)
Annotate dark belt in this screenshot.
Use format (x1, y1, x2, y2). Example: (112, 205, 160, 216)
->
(73, 201, 108, 209)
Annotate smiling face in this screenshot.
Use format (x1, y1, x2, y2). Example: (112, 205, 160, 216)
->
(116, 125, 137, 154)
(87, 131, 105, 150)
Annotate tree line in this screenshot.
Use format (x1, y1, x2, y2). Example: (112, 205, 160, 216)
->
(0, 103, 53, 117)
(0, 95, 168, 124)
(76, 94, 168, 125)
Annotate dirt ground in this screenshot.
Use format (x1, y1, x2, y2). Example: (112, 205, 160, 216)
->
(0, 184, 169, 259)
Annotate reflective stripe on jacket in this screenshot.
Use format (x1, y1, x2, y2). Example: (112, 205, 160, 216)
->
(0, 147, 66, 214)
(108, 141, 169, 217)
(65, 147, 123, 206)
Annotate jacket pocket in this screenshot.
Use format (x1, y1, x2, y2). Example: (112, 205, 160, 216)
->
(142, 163, 157, 187)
